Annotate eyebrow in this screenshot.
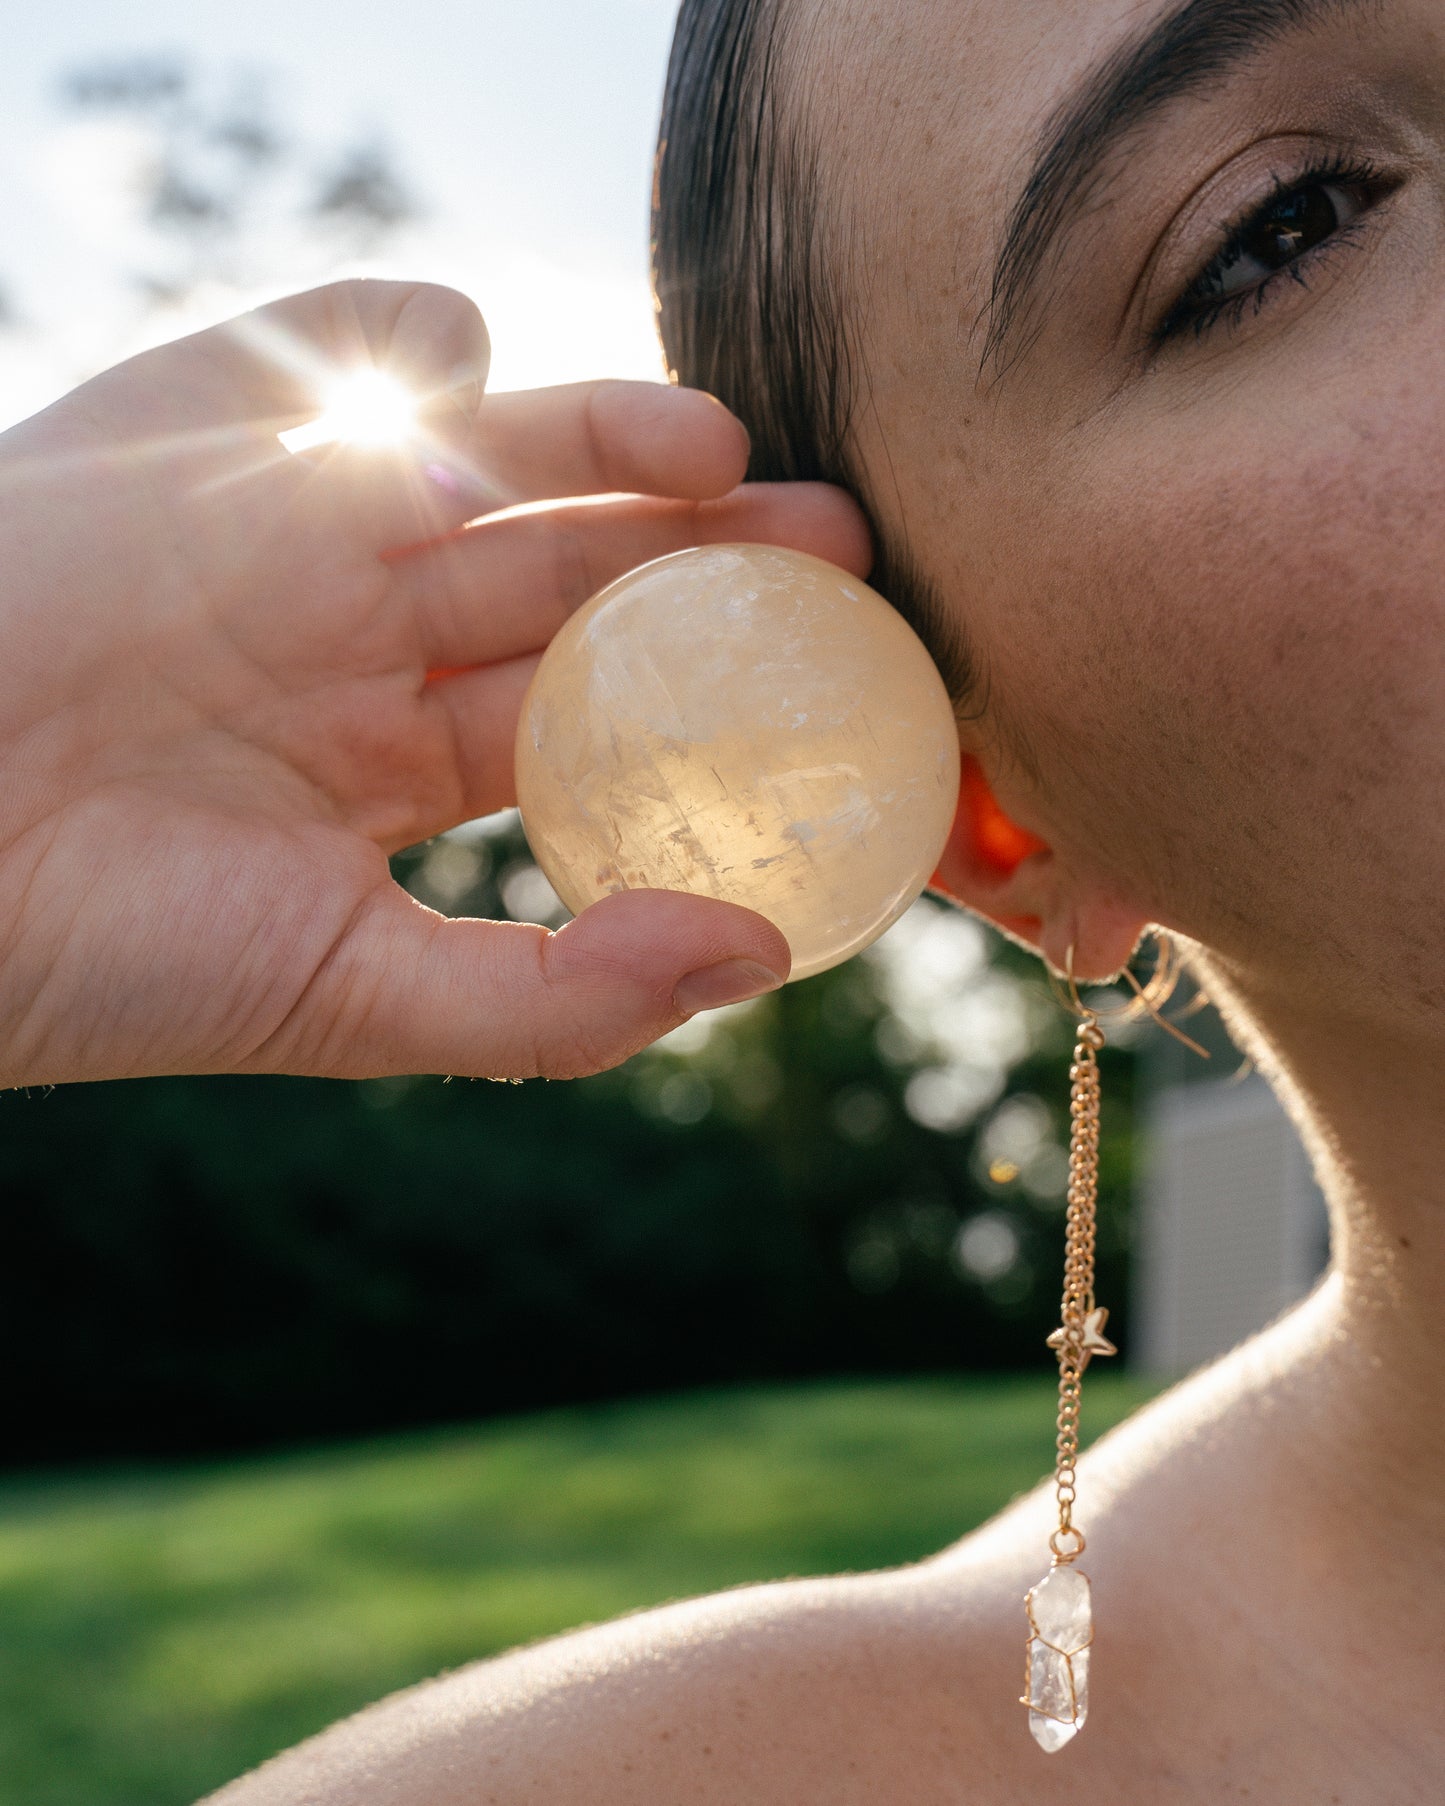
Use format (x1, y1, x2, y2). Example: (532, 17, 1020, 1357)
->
(982, 0, 1375, 372)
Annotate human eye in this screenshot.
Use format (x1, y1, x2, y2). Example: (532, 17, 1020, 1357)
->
(1154, 152, 1394, 345)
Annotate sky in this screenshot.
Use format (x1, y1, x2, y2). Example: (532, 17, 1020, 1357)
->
(0, 0, 683, 426)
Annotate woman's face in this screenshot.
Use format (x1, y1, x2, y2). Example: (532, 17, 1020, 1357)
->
(816, 0, 1445, 1026)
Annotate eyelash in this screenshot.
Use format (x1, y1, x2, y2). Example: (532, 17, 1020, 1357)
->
(1154, 151, 1388, 346)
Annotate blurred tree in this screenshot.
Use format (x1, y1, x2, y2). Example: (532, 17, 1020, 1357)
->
(58, 54, 417, 309)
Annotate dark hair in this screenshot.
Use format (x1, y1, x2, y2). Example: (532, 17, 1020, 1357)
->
(652, 0, 853, 485)
(652, 0, 976, 705)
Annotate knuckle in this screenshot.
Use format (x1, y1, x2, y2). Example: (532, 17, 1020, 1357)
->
(583, 381, 620, 487)
(390, 286, 486, 359)
(532, 930, 639, 1080)
(533, 1023, 621, 1082)
(547, 522, 593, 616)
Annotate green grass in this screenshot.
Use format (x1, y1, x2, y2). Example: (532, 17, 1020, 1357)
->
(0, 1374, 1156, 1806)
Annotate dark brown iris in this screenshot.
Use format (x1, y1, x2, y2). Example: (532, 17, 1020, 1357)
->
(1240, 183, 1340, 272)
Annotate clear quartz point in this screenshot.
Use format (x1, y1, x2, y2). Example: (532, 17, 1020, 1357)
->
(1024, 1563, 1092, 1752)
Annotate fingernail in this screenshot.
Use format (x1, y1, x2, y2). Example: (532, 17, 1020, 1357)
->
(673, 958, 784, 1017)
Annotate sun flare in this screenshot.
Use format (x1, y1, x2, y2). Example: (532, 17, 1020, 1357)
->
(279, 368, 419, 454)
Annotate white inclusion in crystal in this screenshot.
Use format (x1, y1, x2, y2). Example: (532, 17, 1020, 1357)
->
(1024, 1564, 1092, 1753)
(1030, 1562, 1091, 1652)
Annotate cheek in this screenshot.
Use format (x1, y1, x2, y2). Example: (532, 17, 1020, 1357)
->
(984, 391, 1445, 965)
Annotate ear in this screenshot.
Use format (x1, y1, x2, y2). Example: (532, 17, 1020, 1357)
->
(929, 755, 1148, 981)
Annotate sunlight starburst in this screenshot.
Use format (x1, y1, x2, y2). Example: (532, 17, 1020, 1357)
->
(279, 368, 419, 453)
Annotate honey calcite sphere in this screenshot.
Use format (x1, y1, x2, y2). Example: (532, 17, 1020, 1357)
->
(515, 544, 960, 981)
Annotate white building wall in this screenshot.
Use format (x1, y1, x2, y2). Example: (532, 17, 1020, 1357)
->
(1133, 1074, 1329, 1377)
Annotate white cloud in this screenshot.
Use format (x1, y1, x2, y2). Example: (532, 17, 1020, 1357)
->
(34, 119, 158, 249)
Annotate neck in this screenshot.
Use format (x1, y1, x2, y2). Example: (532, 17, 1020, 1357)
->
(1189, 950, 1445, 1534)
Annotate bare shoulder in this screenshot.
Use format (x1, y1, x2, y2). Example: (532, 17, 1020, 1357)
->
(195, 1343, 1307, 1806)
(202, 1332, 1321, 1806)
(200, 1322, 1302, 1806)
(203, 1557, 1029, 1806)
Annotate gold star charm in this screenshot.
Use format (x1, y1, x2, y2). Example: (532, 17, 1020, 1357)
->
(1047, 1307, 1117, 1370)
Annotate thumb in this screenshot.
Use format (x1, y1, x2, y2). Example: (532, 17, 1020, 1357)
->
(258, 885, 792, 1080)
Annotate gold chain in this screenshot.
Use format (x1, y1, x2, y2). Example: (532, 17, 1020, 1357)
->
(1050, 1016, 1105, 1564)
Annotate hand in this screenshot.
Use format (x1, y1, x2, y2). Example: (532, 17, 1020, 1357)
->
(0, 280, 871, 1086)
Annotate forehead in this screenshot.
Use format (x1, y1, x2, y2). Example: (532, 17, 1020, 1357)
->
(818, 0, 1143, 103)
(782, 0, 1158, 462)
(808, 0, 1150, 209)
(793, 0, 1152, 377)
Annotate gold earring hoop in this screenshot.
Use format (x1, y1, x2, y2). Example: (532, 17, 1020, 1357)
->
(1050, 933, 1211, 1060)
(1022, 934, 1208, 1752)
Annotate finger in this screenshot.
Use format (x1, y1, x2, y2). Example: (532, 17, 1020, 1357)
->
(418, 657, 540, 828)
(77, 281, 494, 544)
(254, 886, 791, 1081)
(286, 436, 488, 558)
(393, 481, 874, 669)
(255, 283, 496, 547)
(204, 279, 492, 428)
(460, 380, 750, 510)
(290, 372, 754, 562)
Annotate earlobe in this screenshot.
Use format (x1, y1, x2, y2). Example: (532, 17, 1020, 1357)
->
(928, 754, 1147, 980)
(948, 754, 1049, 879)
(929, 754, 1050, 940)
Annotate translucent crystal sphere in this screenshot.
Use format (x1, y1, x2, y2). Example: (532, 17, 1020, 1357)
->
(515, 544, 960, 980)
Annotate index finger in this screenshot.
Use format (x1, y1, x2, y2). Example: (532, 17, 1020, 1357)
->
(462, 380, 751, 509)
